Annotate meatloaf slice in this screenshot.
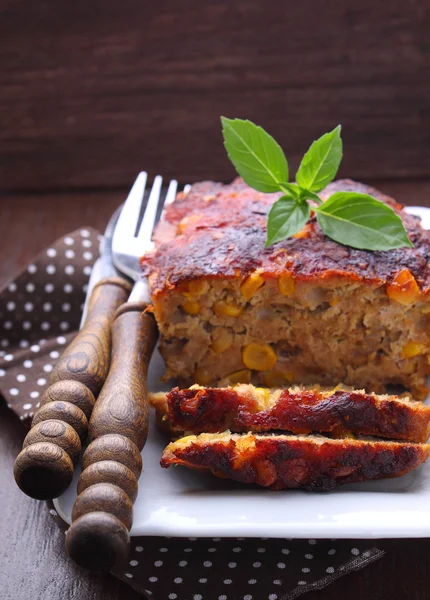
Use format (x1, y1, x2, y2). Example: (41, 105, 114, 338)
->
(141, 178, 430, 399)
(160, 431, 430, 490)
(151, 384, 430, 443)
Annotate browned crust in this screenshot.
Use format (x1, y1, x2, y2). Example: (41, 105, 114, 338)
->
(160, 433, 430, 491)
(165, 387, 430, 443)
(141, 179, 430, 297)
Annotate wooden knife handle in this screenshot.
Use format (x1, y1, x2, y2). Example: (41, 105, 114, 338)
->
(65, 302, 158, 571)
(14, 277, 131, 500)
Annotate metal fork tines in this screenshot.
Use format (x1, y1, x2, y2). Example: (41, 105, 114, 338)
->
(112, 172, 183, 302)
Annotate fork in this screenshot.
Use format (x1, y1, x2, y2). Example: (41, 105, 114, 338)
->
(65, 173, 181, 570)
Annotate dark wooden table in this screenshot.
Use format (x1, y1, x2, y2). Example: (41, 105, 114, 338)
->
(1, 183, 430, 600)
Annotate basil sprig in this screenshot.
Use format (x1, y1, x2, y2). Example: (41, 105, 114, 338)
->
(221, 117, 413, 251)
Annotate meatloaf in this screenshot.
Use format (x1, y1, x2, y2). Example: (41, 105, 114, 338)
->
(151, 384, 430, 443)
(141, 179, 430, 399)
(161, 431, 430, 490)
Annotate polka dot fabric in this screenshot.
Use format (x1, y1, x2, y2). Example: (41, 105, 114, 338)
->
(117, 537, 382, 599)
(1, 229, 384, 600)
(0, 228, 98, 421)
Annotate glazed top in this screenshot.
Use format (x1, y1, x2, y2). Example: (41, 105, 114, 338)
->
(141, 178, 430, 296)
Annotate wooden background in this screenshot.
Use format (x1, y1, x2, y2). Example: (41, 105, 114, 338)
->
(2, 2, 430, 599)
(1, 0, 430, 193)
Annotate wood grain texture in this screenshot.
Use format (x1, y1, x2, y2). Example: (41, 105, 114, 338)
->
(13, 276, 131, 500)
(51, 278, 131, 394)
(88, 304, 158, 447)
(1, 1, 430, 192)
(40, 380, 96, 420)
(83, 434, 143, 479)
(32, 400, 88, 441)
(77, 461, 138, 503)
(23, 419, 82, 465)
(66, 512, 131, 573)
(72, 483, 134, 530)
(13, 441, 74, 501)
(66, 304, 158, 569)
(2, 187, 430, 597)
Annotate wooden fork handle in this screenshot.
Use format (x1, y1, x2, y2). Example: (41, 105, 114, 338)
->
(66, 303, 158, 570)
(14, 277, 131, 500)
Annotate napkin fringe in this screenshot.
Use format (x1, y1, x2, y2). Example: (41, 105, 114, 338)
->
(285, 546, 385, 600)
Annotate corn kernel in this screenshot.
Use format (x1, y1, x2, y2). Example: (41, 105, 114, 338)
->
(213, 300, 243, 317)
(240, 273, 265, 300)
(181, 300, 200, 315)
(278, 273, 295, 297)
(402, 341, 427, 359)
(176, 435, 197, 447)
(242, 342, 277, 371)
(192, 367, 213, 385)
(211, 329, 233, 354)
(262, 370, 294, 387)
(253, 387, 271, 408)
(233, 434, 256, 469)
(225, 369, 252, 384)
(338, 431, 356, 439)
(188, 280, 209, 297)
(183, 279, 209, 301)
(386, 269, 420, 306)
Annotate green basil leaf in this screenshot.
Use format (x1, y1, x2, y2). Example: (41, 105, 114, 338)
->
(278, 182, 299, 195)
(296, 125, 342, 192)
(278, 183, 303, 198)
(302, 188, 322, 204)
(221, 117, 288, 193)
(315, 192, 413, 251)
(278, 183, 321, 204)
(297, 188, 322, 204)
(266, 195, 311, 246)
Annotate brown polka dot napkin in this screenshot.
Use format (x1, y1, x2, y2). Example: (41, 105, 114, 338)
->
(0, 228, 96, 419)
(0, 228, 384, 600)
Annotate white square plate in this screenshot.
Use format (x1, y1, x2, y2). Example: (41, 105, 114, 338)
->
(54, 206, 430, 538)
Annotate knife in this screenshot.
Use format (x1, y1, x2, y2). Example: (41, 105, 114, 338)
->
(14, 211, 132, 501)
